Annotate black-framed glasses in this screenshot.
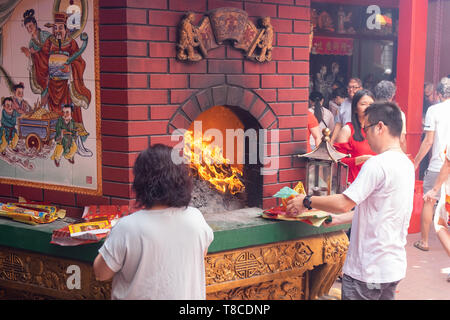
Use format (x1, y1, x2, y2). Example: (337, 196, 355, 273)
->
(362, 123, 377, 133)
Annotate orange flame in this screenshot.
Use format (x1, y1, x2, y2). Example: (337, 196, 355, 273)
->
(183, 130, 245, 195)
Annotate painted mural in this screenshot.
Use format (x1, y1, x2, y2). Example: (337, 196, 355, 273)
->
(0, 0, 101, 194)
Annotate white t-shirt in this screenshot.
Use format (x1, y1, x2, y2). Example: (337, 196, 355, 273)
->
(423, 99, 450, 172)
(335, 98, 352, 125)
(99, 206, 214, 300)
(446, 143, 450, 199)
(342, 150, 415, 283)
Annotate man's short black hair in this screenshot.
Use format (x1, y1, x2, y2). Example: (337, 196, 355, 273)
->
(62, 103, 74, 111)
(332, 80, 345, 89)
(13, 82, 24, 92)
(364, 102, 403, 138)
(332, 87, 347, 99)
(133, 144, 193, 209)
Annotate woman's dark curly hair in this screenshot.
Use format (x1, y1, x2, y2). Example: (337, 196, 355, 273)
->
(133, 144, 193, 209)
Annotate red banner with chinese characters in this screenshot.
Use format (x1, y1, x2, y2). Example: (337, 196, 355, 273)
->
(311, 36, 354, 56)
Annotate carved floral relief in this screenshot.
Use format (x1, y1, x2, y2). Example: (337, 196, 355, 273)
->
(205, 240, 315, 286)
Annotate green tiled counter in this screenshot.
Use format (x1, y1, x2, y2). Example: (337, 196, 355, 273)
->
(204, 208, 348, 252)
(0, 208, 349, 300)
(0, 208, 348, 262)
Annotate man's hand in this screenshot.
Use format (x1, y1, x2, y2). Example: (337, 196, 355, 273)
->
(423, 188, 438, 202)
(323, 213, 340, 227)
(60, 63, 70, 73)
(413, 159, 420, 171)
(286, 195, 307, 216)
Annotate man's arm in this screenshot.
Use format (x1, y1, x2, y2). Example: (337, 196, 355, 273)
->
(286, 193, 355, 221)
(93, 253, 116, 281)
(400, 132, 407, 153)
(413, 130, 434, 171)
(400, 112, 407, 152)
(423, 157, 450, 201)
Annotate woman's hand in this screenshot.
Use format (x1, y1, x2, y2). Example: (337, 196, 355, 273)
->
(21, 47, 31, 58)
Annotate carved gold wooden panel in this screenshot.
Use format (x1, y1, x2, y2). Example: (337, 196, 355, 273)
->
(0, 231, 348, 300)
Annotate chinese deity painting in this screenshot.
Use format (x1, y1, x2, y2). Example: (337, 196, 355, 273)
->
(0, 0, 101, 195)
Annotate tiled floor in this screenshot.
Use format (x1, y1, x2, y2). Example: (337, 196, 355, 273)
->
(327, 230, 450, 300)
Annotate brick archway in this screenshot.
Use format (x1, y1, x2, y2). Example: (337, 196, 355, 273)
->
(168, 85, 278, 133)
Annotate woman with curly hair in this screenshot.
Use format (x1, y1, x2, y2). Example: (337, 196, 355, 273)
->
(93, 144, 214, 300)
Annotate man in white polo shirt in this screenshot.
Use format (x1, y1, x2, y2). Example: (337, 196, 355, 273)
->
(424, 141, 450, 282)
(413, 77, 450, 251)
(287, 102, 414, 300)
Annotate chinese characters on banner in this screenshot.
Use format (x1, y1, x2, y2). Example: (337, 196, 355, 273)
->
(311, 37, 354, 56)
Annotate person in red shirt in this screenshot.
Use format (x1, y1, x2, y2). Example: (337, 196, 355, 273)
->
(307, 110, 321, 152)
(334, 89, 376, 183)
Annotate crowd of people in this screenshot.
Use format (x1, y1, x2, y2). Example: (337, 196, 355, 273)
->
(90, 76, 449, 301)
(297, 75, 450, 299)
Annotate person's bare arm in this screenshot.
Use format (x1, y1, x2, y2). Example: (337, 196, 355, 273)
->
(400, 132, 407, 153)
(400, 113, 407, 152)
(335, 125, 372, 165)
(326, 211, 355, 227)
(335, 124, 350, 144)
(286, 194, 355, 227)
(286, 194, 355, 216)
(93, 253, 116, 281)
(310, 125, 321, 148)
(414, 130, 434, 171)
(424, 157, 450, 201)
(330, 122, 342, 144)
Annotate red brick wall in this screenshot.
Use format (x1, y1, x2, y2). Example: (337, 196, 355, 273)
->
(0, 0, 311, 216)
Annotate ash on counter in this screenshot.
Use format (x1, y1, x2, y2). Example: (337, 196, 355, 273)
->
(189, 178, 246, 215)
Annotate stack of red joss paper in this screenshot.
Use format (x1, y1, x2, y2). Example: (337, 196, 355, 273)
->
(51, 205, 139, 246)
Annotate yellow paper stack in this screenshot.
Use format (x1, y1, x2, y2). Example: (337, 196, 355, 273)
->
(0, 202, 66, 225)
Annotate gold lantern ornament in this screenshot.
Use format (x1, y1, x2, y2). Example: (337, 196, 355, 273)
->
(297, 128, 349, 196)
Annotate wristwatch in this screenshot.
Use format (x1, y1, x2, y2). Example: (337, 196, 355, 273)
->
(303, 195, 313, 210)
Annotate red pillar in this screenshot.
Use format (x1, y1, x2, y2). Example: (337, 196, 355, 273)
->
(396, 0, 428, 157)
